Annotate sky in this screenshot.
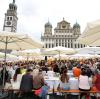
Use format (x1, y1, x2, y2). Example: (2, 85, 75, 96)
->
(0, 0, 100, 41)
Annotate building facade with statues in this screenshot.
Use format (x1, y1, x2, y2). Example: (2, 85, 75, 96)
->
(41, 18, 85, 48)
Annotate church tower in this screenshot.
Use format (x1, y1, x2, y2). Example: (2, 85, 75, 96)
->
(44, 21, 52, 36)
(3, 0, 18, 32)
(73, 21, 81, 35)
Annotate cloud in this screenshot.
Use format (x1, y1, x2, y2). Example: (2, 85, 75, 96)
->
(1, 0, 100, 40)
(17, 15, 44, 39)
(17, 0, 38, 17)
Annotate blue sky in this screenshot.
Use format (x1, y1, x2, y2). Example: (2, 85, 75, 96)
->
(0, 0, 100, 40)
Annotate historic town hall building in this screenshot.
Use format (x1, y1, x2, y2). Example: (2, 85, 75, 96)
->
(41, 18, 85, 48)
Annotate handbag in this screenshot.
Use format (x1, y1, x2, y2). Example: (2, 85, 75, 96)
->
(34, 88, 42, 96)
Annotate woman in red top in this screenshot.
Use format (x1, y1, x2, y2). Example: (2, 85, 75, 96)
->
(92, 63, 100, 91)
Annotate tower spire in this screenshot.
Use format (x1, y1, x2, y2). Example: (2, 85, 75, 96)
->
(13, 0, 15, 3)
(48, 18, 49, 23)
(76, 19, 77, 24)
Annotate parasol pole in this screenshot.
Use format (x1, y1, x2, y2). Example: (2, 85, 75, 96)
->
(2, 36, 8, 87)
(26, 53, 29, 61)
(58, 51, 61, 61)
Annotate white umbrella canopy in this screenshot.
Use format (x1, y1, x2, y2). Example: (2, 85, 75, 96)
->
(0, 52, 18, 61)
(53, 54, 70, 60)
(70, 53, 100, 59)
(11, 49, 41, 56)
(11, 49, 42, 61)
(0, 31, 43, 50)
(70, 53, 94, 59)
(0, 31, 43, 87)
(0, 31, 43, 62)
(43, 46, 76, 55)
(42, 46, 76, 60)
(77, 19, 100, 46)
(76, 46, 100, 55)
(0, 52, 17, 58)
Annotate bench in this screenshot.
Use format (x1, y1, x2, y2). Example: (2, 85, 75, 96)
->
(49, 89, 100, 93)
(0, 89, 100, 99)
(49, 89, 100, 99)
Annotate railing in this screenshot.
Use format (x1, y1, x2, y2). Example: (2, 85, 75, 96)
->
(0, 88, 100, 99)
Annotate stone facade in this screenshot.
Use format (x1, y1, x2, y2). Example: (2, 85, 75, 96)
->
(41, 18, 85, 48)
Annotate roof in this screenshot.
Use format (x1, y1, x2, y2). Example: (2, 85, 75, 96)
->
(73, 22, 80, 28)
(45, 21, 52, 27)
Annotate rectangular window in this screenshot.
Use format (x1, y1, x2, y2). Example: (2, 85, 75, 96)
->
(46, 44, 47, 48)
(75, 44, 76, 48)
(65, 43, 67, 47)
(68, 43, 70, 48)
(62, 43, 64, 47)
(10, 17, 12, 20)
(7, 17, 9, 20)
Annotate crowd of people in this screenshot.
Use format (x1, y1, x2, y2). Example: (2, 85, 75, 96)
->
(0, 58, 100, 99)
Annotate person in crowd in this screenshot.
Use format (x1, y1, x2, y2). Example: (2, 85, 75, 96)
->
(0, 67, 10, 86)
(79, 67, 91, 99)
(33, 69, 49, 99)
(20, 66, 26, 75)
(92, 63, 100, 91)
(33, 69, 44, 90)
(53, 63, 60, 73)
(69, 76, 79, 96)
(32, 65, 40, 79)
(20, 69, 34, 99)
(41, 65, 49, 73)
(57, 68, 70, 91)
(13, 68, 22, 82)
(60, 66, 67, 75)
(12, 68, 22, 89)
(86, 66, 94, 78)
(6, 65, 15, 79)
(73, 64, 81, 78)
(46, 67, 55, 77)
